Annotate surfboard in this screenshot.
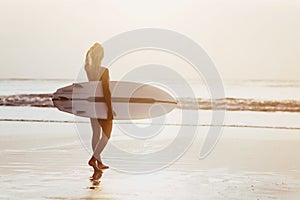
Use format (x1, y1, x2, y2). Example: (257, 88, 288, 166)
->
(52, 81, 177, 120)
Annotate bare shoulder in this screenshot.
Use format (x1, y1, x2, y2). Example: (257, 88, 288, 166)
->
(100, 67, 110, 81)
(101, 67, 110, 74)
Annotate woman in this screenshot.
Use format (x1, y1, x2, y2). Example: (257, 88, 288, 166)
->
(84, 43, 113, 172)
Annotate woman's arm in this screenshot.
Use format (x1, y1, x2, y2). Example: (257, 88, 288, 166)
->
(101, 68, 113, 119)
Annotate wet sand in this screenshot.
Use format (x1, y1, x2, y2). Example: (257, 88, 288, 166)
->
(1, 120, 300, 200)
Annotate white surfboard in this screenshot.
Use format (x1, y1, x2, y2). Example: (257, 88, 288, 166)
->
(52, 81, 177, 120)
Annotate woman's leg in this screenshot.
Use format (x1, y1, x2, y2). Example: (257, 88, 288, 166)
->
(88, 118, 101, 171)
(93, 119, 112, 169)
(90, 118, 101, 152)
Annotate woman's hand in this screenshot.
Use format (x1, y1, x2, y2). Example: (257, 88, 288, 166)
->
(107, 110, 116, 120)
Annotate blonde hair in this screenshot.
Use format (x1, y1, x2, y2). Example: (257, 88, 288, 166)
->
(84, 43, 105, 81)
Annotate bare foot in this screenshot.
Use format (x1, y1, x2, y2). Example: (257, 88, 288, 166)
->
(97, 161, 109, 170)
(88, 158, 101, 171)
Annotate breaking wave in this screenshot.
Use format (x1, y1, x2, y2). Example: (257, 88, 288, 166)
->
(1, 94, 299, 112)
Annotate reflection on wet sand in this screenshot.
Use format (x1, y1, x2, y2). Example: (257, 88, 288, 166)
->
(89, 169, 103, 189)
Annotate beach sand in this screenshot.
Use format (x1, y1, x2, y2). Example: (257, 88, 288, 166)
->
(1, 116, 300, 200)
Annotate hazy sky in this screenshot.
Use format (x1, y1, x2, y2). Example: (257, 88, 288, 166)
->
(0, 0, 299, 80)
